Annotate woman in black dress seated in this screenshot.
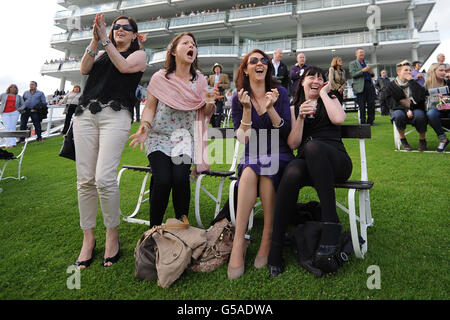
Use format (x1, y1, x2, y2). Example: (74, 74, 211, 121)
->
(267, 66, 353, 276)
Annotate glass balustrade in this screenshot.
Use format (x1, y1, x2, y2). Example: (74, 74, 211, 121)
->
(51, 33, 69, 43)
(169, 12, 226, 28)
(73, 2, 119, 16)
(41, 63, 61, 73)
(70, 28, 111, 41)
(197, 46, 239, 56)
(298, 32, 373, 49)
(148, 50, 167, 64)
(137, 20, 168, 32)
(229, 3, 292, 20)
(55, 10, 72, 19)
(242, 39, 292, 55)
(297, 0, 369, 11)
(120, 0, 168, 9)
(60, 61, 81, 71)
(378, 29, 412, 42)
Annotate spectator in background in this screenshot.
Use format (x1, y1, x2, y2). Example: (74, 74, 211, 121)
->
(59, 85, 82, 134)
(328, 56, 346, 103)
(133, 84, 145, 123)
(272, 48, 289, 91)
(386, 60, 428, 151)
(375, 70, 391, 115)
(20, 81, 47, 142)
(349, 48, 376, 125)
(436, 53, 450, 77)
(425, 63, 449, 152)
(0, 84, 24, 148)
(208, 63, 230, 127)
(412, 61, 425, 87)
(290, 52, 309, 98)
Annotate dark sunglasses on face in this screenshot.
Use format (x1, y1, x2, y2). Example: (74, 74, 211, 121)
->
(248, 57, 269, 65)
(113, 23, 135, 32)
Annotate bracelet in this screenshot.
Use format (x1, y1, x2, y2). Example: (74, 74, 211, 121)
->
(86, 47, 98, 57)
(240, 120, 252, 126)
(274, 118, 284, 128)
(141, 120, 152, 131)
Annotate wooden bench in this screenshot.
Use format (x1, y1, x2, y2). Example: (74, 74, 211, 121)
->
(393, 117, 450, 153)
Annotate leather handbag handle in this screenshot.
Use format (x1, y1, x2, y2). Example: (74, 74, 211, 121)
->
(140, 215, 190, 245)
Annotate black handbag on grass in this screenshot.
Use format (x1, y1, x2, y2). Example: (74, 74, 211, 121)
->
(59, 120, 75, 161)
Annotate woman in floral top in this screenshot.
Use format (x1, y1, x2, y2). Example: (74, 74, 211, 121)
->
(129, 32, 214, 227)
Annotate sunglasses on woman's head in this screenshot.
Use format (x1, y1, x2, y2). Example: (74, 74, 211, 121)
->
(113, 23, 134, 32)
(248, 57, 269, 65)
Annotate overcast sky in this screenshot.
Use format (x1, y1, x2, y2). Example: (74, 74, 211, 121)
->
(0, 0, 449, 96)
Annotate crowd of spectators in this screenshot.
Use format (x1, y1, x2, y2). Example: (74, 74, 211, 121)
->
(44, 57, 81, 65)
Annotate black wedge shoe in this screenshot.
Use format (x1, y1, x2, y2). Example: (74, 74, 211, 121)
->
(74, 240, 96, 269)
(102, 238, 121, 268)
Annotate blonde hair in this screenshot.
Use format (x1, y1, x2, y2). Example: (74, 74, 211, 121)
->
(426, 63, 446, 89)
(6, 84, 18, 94)
(330, 57, 342, 69)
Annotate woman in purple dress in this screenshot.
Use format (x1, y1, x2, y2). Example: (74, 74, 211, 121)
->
(227, 49, 294, 279)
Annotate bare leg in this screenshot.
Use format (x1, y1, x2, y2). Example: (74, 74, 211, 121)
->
(103, 227, 119, 267)
(229, 168, 258, 269)
(256, 176, 275, 259)
(77, 228, 95, 269)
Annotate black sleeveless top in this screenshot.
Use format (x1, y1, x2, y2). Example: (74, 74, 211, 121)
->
(295, 98, 346, 156)
(80, 49, 144, 111)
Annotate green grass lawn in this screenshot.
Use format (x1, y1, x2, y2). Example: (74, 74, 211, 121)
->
(0, 113, 448, 300)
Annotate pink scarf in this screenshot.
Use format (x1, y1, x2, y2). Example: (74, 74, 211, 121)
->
(147, 69, 212, 172)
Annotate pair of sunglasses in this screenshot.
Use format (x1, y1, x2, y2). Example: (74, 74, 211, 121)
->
(248, 57, 269, 65)
(113, 23, 135, 32)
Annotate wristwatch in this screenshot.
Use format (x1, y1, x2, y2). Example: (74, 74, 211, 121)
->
(101, 39, 111, 48)
(86, 47, 98, 57)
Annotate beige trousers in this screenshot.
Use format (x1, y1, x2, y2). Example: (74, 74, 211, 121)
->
(73, 107, 131, 230)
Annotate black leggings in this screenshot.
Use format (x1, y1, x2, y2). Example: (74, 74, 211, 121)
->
(268, 140, 352, 265)
(148, 151, 192, 227)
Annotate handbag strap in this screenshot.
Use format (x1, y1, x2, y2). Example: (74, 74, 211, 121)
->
(140, 215, 190, 245)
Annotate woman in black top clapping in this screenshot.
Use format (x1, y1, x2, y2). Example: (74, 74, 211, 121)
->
(267, 66, 353, 277)
(73, 14, 146, 269)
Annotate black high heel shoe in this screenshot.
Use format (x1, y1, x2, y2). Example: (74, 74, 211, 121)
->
(74, 240, 96, 269)
(102, 238, 121, 268)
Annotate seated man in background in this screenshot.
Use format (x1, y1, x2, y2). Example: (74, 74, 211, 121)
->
(386, 60, 428, 151)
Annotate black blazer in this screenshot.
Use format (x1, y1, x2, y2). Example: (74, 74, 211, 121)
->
(273, 61, 289, 90)
(385, 79, 427, 111)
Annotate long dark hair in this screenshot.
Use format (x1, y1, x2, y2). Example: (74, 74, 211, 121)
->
(234, 49, 278, 96)
(164, 32, 199, 81)
(108, 16, 140, 52)
(292, 66, 327, 107)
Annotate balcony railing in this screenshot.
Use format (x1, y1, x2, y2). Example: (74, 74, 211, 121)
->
(69, 28, 111, 41)
(297, 0, 370, 11)
(229, 3, 293, 20)
(148, 50, 167, 64)
(297, 32, 373, 49)
(137, 20, 168, 32)
(73, 1, 119, 16)
(41, 63, 62, 73)
(169, 12, 227, 29)
(51, 33, 69, 43)
(55, 10, 73, 19)
(198, 45, 239, 56)
(378, 29, 413, 42)
(60, 61, 81, 71)
(242, 39, 292, 55)
(120, 0, 168, 9)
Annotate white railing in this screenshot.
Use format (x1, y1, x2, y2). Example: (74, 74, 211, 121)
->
(418, 30, 440, 43)
(60, 61, 81, 71)
(378, 29, 412, 42)
(229, 3, 293, 20)
(120, 0, 168, 9)
(41, 63, 62, 73)
(297, 0, 369, 11)
(198, 46, 239, 56)
(73, 1, 119, 16)
(137, 20, 168, 32)
(55, 10, 73, 19)
(148, 50, 167, 64)
(51, 33, 69, 43)
(298, 32, 373, 49)
(242, 39, 292, 55)
(169, 12, 227, 29)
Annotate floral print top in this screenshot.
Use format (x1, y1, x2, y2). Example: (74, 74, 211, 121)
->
(145, 82, 196, 159)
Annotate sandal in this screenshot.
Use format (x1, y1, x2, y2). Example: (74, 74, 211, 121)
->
(102, 238, 121, 268)
(74, 240, 96, 269)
